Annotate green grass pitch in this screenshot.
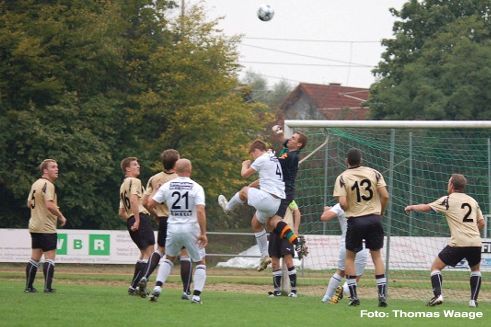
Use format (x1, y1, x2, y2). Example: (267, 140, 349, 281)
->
(0, 266, 489, 327)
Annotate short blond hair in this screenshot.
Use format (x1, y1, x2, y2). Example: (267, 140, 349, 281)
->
(39, 159, 57, 174)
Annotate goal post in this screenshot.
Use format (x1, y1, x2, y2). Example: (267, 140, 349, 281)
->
(285, 120, 491, 302)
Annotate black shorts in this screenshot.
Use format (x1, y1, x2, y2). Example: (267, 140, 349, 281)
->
(346, 214, 384, 252)
(275, 194, 294, 218)
(268, 233, 295, 258)
(31, 233, 57, 252)
(438, 245, 482, 267)
(126, 214, 155, 250)
(157, 216, 168, 247)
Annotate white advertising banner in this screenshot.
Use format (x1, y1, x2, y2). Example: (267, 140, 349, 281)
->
(0, 229, 147, 264)
(2, 229, 491, 270)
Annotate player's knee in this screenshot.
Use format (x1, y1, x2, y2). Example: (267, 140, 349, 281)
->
(239, 187, 248, 201)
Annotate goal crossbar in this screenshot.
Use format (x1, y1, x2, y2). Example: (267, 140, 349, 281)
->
(284, 120, 491, 136)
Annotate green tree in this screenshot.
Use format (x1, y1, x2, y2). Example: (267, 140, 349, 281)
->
(368, 0, 491, 119)
(0, 0, 273, 230)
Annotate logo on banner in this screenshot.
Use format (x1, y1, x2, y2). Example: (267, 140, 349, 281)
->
(56, 233, 110, 256)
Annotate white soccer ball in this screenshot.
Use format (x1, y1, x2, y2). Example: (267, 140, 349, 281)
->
(257, 4, 274, 22)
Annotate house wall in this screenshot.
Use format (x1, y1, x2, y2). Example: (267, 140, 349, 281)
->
(283, 94, 325, 120)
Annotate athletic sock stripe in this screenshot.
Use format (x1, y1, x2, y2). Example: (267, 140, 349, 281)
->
(279, 226, 290, 238)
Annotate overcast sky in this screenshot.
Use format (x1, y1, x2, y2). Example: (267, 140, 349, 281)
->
(195, 0, 408, 88)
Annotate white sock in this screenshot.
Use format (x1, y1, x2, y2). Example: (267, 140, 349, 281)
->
(226, 192, 244, 211)
(324, 273, 342, 298)
(193, 264, 207, 293)
(155, 259, 174, 285)
(255, 230, 269, 257)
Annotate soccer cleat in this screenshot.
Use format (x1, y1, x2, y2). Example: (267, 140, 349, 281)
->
(218, 195, 229, 213)
(348, 298, 360, 306)
(328, 285, 344, 304)
(181, 292, 191, 300)
(321, 295, 330, 303)
(149, 287, 161, 302)
(191, 295, 202, 304)
(257, 256, 272, 272)
(268, 291, 282, 297)
(128, 287, 137, 296)
(137, 277, 148, 298)
(24, 287, 37, 293)
(288, 292, 298, 298)
(378, 296, 388, 307)
(44, 288, 56, 293)
(294, 236, 309, 260)
(469, 300, 478, 308)
(426, 294, 443, 306)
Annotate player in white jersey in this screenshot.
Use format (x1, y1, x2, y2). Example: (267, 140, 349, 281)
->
(145, 159, 208, 304)
(320, 203, 368, 303)
(218, 140, 306, 252)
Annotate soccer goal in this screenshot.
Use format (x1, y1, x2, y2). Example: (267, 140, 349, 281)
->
(286, 120, 491, 303)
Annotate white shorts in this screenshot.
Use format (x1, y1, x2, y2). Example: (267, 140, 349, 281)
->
(338, 241, 368, 276)
(165, 224, 206, 262)
(247, 188, 281, 224)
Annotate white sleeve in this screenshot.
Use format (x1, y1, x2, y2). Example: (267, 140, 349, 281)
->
(250, 155, 264, 171)
(330, 203, 345, 217)
(194, 184, 206, 206)
(152, 184, 167, 204)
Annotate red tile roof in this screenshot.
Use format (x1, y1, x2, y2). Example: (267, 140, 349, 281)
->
(279, 82, 369, 120)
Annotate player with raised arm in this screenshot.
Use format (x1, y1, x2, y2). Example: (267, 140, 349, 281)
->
(141, 149, 193, 300)
(320, 203, 368, 304)
(253, 127, 308, 271)
(146, 159, 208, 304)
(119, 157, 155, 297)
(25, 159, 67, 293)
(333, 148, 389, 307)
(218, 139, 307, 258)
(405, 174, 485, 307)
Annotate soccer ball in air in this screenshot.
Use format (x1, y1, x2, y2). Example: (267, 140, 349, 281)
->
(257, 4, 274, 22)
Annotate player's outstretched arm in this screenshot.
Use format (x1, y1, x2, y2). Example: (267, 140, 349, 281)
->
(320, 206, 337, 222)
(404, 204, 432, 213)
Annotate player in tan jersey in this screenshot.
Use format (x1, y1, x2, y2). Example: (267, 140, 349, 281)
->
(119, 157, 155, 296)
(141, 149, 193, 300)
(24, 159, 67, 293)
(333, 148, 389, 307)
(405, 174, 485, 307)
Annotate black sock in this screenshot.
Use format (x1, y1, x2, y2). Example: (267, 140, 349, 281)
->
(180, 258, 192, 294)
(25, 259, 39, 289)
(375, 274, 387, 298)
(43, 259, 55, 290)
(346, 275, 358, 299)
(470, 272, 481, 301)
(144, 251, 162, 279)
(288, 266, 297, 293)
(131, 260, 146, 289)
(430, 271, 442, 297)
(273, 270, 282, 292)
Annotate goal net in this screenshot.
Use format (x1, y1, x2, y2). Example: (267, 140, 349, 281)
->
(287, 120, 491, 303)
